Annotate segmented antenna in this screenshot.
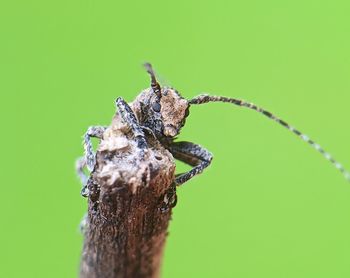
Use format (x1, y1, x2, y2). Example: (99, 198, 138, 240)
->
(189, 94, 350, 182)
(144, 63, 162, 99)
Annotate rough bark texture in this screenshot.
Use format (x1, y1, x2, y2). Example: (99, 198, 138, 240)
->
(80, 117, 176, 278)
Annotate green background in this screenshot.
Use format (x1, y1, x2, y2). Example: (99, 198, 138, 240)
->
(1, 0, 350, 277)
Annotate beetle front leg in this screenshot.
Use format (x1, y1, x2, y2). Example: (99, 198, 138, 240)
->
(76, 156, 87, 185)
(84, 125, 106, 172)
(116, 97, 148, 150)
(168, 141, 213, 186)
(75, 156, 92, 197)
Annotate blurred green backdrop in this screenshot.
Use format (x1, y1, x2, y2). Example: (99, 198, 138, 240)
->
(1, 0, 350, 277)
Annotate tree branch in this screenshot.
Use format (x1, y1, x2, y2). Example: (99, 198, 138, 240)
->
(80, 120, 176, 278)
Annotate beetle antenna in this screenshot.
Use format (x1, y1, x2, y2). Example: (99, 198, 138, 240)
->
(144, 63, 162, 98)
(189, 94, 350, 182)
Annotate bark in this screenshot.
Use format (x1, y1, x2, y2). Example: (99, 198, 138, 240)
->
(80, 119, 176, 278)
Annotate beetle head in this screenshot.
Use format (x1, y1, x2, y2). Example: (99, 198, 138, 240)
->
(142, 63, 190, 138)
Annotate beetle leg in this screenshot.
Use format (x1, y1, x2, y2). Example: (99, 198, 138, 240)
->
(168, 141, 213, 186)
(116, 97, 148, 150)
(83, 125, 106, 172)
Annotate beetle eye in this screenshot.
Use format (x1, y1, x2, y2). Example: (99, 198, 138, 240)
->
(152, 102, 161, 112)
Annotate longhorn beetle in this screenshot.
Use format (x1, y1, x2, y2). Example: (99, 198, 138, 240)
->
(77, 63, 350, 204)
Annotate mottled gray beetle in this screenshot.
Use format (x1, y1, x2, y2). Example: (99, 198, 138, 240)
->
(77, 63, 349, 204)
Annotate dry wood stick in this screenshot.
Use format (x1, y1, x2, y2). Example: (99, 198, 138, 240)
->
(80, 117, 176, 278)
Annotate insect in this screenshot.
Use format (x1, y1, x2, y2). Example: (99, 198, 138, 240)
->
(76, 63, 350, 204)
